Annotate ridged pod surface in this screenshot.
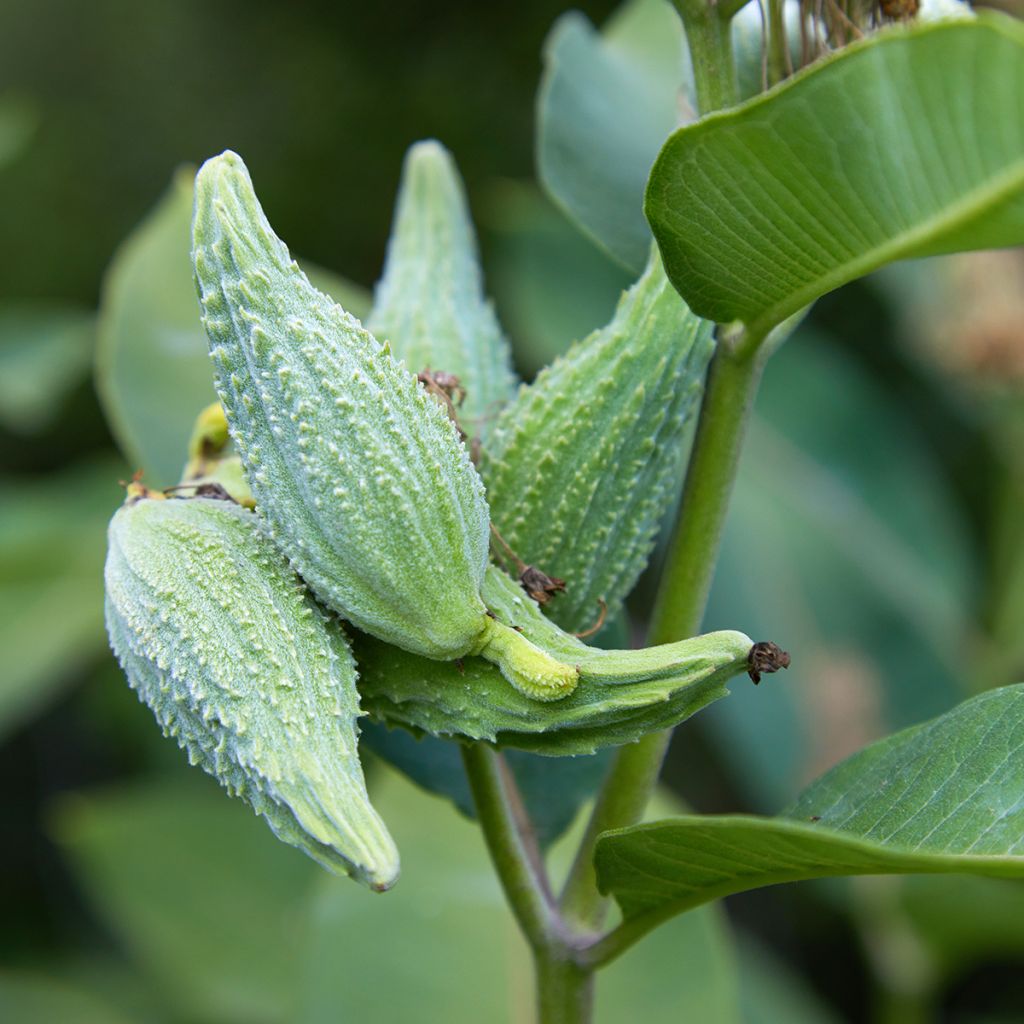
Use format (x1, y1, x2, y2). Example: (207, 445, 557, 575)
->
(193, 151, 489, 661)
(193, 151, 578, 700)
(366, 140, 517, 439)
(356, 565, 753, 755)
(104, 494, 399, 889)
(481, 248, 714, 632)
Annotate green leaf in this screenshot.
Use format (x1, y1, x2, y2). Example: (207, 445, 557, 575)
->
(0, 304, 94, 433)
(366, 140, 516, 437)
(595, 686, 1024, 933)
(537, 0, 691, 272)
(646, 15, 1024, 336)
(0, 459, 123, 741)
(96, 169, 370, 485)
(357, 564, 752, 755)
(51, 774, 318, 1024)
(482, 248, 713, 633)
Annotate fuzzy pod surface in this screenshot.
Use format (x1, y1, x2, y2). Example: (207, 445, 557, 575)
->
(104, 493, 399, 890)
(193, 151, 577, 700)
(366, 140, 517, 439)
(482, 248, 714, 633)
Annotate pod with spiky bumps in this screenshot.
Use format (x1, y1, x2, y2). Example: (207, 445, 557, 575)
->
(366, 140, 517, 441)
(104, 491, 399, 890)
(192, 150, 577, 700)
(482, 248, 714, 633)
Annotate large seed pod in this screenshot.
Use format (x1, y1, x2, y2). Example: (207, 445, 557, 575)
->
(481, 248, 714, 632)
(104, 492, 399, 890)
(193, 151, 578, 700)
(356, 565, 758, 756)
(366, 140, 517, 440)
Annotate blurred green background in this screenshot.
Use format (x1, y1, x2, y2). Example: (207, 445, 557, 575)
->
(3, 1, 1024, 1021)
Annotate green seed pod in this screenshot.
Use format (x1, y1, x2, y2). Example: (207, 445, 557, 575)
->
(356, 565, 755, 756)
(482, 248, 713, 633)
(104, 493, 399, 890)
(366, 140, 517, 439)
(192, 150, 577, 700)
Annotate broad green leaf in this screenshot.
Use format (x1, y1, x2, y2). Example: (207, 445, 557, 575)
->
(537, 0, 691, 272)
(0, 459, 123, 741)
(646, 16, 1024, 336)
(595, 686, 1024, 932)
(96, 169, 370, 486)
(0, 972, 132, 1024)
(0, 305, 94, 433)
(482, 248, 713, 633)
(51, 774, 318, 1024)
(481, 181, 631, 375)
(703, 332, 970, 809)
(366, 140, 516, 437)
(357, 565, 753, 755)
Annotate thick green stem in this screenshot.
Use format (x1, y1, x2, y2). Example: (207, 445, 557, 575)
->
(674, 0, 739, 112)
(560, 333, 768, 930)
(461, 744, 557, 951)
(536, 956, 594, 1024)
(649, 334, 767, 643)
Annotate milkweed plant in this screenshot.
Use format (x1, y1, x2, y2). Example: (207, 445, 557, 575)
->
(102, 0, 1024, 1019)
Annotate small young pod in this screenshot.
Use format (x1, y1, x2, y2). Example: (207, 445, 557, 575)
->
(104, 492, 399, 890)
(192, 151, 577, 700)
(366, 140, 517, 440)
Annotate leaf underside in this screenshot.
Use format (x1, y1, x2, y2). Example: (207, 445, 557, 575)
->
(646, 15, 1024, 335)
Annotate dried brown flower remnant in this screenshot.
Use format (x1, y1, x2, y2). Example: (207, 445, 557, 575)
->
(520, 564, 567, 605)
(747, 641, 791, 684)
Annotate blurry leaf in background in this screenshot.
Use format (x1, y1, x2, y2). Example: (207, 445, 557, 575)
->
(0, 305, 94, 434)
(305, 770, 743, 1024)
(51, 773, 319, 1024)
(596, 685, 1024, 927)
(95, 168, 371, 487)
(646, 16, 1024, 335)
(902, 875, 1024, 978)
(703, 330, 972, 809)
(737, 936, 842, 1024)
(536, 0, 691, 273)
(95, 168, 213, 486)
(361, 722, 613, 848)
(481, 181, 631, 376)
(0, 972, 132, 1024)
(0, 458, 123, 742)
(880, 250, 1024, 692)
(0, 92, 38, 170)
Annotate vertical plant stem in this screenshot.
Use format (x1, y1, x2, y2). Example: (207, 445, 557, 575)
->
(560, 334, 768, 928)
(461, 743, 557, 951)
(536, 955, 594, 1024)
(673, 0, 739, 112)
